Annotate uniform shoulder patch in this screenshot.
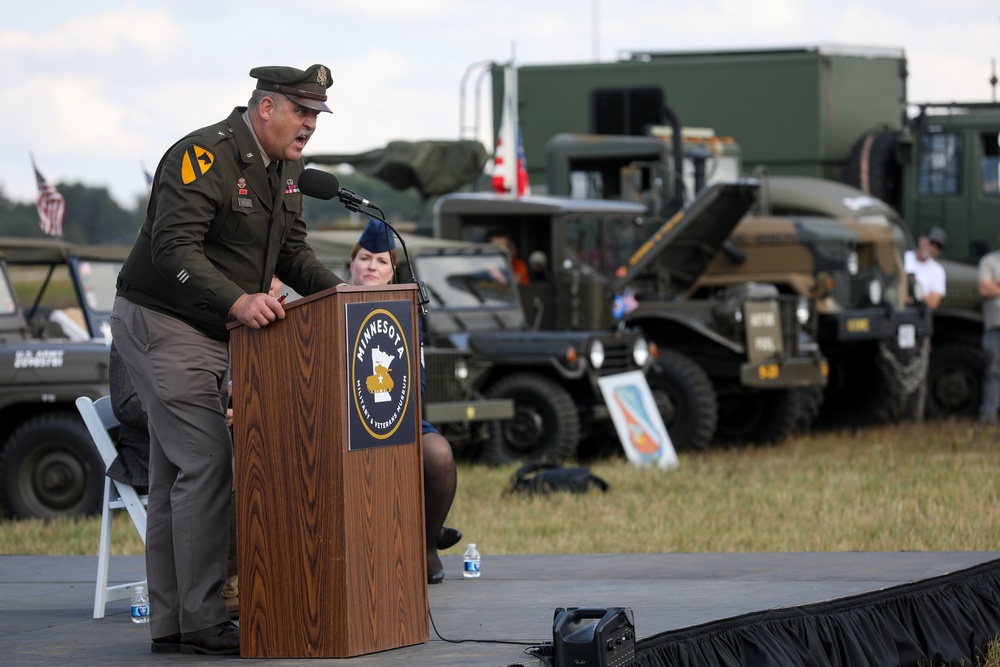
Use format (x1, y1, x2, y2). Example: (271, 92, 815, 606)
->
(181, 144, 215, 185)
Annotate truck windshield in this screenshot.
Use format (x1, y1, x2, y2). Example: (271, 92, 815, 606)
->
(416, 252, 519, 309)
(565, 215, 648, 274)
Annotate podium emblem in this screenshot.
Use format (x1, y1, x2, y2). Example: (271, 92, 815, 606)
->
(346, 300, 416, 449)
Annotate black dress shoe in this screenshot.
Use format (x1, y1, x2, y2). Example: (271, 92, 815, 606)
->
(180, 621, 240, 656)
(151, 632, 181, 654)
(428, 569, 445, 585)
(436, 526, 462, 551)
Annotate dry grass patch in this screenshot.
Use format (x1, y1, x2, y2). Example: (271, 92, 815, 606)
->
(2, 419, 998, 557)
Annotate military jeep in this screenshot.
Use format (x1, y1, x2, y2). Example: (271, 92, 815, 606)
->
(305, 230, 654, 464)
(0, 236, 127, 519)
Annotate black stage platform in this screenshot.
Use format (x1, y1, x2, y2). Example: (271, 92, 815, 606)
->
(2, 551, 998, 666)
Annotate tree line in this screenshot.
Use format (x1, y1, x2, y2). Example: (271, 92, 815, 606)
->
(0, 170, 427, 245)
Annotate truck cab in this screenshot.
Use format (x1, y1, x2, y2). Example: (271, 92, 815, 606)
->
(435, 183, 828, 450)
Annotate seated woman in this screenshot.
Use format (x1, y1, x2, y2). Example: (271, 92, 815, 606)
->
(350, 217, 461, 584)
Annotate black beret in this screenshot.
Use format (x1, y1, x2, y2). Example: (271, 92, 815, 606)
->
(250, 64, 333, 113)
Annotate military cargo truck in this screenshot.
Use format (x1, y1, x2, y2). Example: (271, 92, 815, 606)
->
(0, 237, 127, 519)
(542, 130, 933, 425)
(503, 47, 1000, 262)
(502, 47, 905, 194)
(434, 181, 829, 451)
(304, 230, 654, 464)
(845, 103, 1000, 266)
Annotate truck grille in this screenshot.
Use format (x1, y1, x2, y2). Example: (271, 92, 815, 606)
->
(424, 349, 469, 403)
(744, 295, 811, 357)
(597, 340, 632, 375)
(777, 296, 800, 355)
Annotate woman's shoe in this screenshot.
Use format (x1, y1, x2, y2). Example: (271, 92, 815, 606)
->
(436, 526, 462, 551)
(428, 569, 445, 585)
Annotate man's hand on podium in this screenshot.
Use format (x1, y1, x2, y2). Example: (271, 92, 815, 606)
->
(229, 292, 286, 329)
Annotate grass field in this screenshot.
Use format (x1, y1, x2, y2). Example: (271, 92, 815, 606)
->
(2, 418, 997, 557)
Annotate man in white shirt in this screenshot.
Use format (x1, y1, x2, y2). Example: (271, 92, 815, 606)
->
(904, 226, 947, 309)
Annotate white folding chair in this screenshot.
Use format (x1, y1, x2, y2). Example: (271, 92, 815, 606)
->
(75, 395, 148, 619)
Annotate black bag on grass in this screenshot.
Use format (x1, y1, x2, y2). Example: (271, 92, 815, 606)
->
(506, 462, 609, 496)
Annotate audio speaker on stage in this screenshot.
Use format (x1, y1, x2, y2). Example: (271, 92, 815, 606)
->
(552, 606, 635, 667)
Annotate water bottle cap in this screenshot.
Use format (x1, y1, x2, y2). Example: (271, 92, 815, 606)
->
(136, 585, 143, 592)
(469, 543, 476, 548)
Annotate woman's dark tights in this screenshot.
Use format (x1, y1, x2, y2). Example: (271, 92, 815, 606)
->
(423, 432, 457, 576)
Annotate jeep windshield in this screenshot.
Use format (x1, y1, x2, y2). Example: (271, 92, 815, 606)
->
(414, 250, 526, 333)
(71, 257, 121, 341)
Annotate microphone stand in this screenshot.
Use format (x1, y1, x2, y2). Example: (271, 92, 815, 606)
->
(338, 194, 431, 315)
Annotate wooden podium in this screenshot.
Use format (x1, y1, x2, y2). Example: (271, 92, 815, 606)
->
(229, 284, 428, 658)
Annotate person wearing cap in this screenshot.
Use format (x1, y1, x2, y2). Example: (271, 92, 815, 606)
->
(977, 231, 1000, 424)
(904, 226, 947, 310)
(111, 64, 344, 656)
(348, 218, 462, 584)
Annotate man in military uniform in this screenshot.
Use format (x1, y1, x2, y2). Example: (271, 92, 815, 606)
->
(111, 64, 345, 656)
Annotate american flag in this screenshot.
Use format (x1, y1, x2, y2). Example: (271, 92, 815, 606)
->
(612, 290, 640, 320)
(142, 164, 154, 194)
(32, 161, 65, 237)
(491, 65, 530, 196)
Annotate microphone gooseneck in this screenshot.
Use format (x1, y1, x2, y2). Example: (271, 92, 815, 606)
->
(298, 168, 430, 314)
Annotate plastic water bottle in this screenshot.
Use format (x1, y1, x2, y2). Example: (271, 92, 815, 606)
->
(463, 543, 481, 578)
(130, 585, 150, 624)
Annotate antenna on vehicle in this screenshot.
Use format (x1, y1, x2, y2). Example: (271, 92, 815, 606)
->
(992, 16, 1000, 102)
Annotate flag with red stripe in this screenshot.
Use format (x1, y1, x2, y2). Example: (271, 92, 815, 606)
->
(32, 159, 65, 237)
(491, 65, 530, 196)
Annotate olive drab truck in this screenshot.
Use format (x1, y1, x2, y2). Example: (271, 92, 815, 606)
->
(0, 237, 127, 519)
(501, 46, 996, 419)
(541, 129, 932, 427)
(434, 180, 829, 452)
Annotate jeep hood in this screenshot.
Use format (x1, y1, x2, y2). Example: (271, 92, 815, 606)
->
(611, 178, 760, 295)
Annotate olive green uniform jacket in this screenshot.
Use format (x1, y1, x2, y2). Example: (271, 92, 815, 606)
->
(117, 107, 341, 338)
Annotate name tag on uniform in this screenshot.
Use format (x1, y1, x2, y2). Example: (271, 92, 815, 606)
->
(237, 197, 253, 208)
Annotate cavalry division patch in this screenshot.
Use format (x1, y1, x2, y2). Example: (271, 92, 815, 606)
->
(181, 144, 215, 184)
(346, 300, 416, 450)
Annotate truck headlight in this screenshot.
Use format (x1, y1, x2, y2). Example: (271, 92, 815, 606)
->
(589, 340, 605, 369)
(712, 300, 743, 328)
(632, 337, 650, 367)
(847, 251, 859, 275)
(868, 278, 883, 305)
(454, 359, 469, 381)
(796, 296, 810, 325)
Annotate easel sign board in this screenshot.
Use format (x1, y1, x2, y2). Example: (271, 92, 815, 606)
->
(598, 370, 679, 469)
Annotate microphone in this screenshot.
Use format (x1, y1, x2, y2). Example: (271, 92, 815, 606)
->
(298, 168, 373, 210)
(298, 169, 430, 314)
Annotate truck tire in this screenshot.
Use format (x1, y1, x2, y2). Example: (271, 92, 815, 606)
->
(646, 351, 717, 453)
(817, 343, 906, 428)
(715, 388, 800, 445)
(483, 373, 581, 465)
(0, 413, 104, 519)
(845, 131, 902, 207)
(925, 343, 985, 418)
(792, 386, 825, 433)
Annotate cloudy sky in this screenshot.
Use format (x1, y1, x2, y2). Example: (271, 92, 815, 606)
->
(2, 0, 998, 207)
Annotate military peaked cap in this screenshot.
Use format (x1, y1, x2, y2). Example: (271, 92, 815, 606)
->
(250, 64, 333, 113)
